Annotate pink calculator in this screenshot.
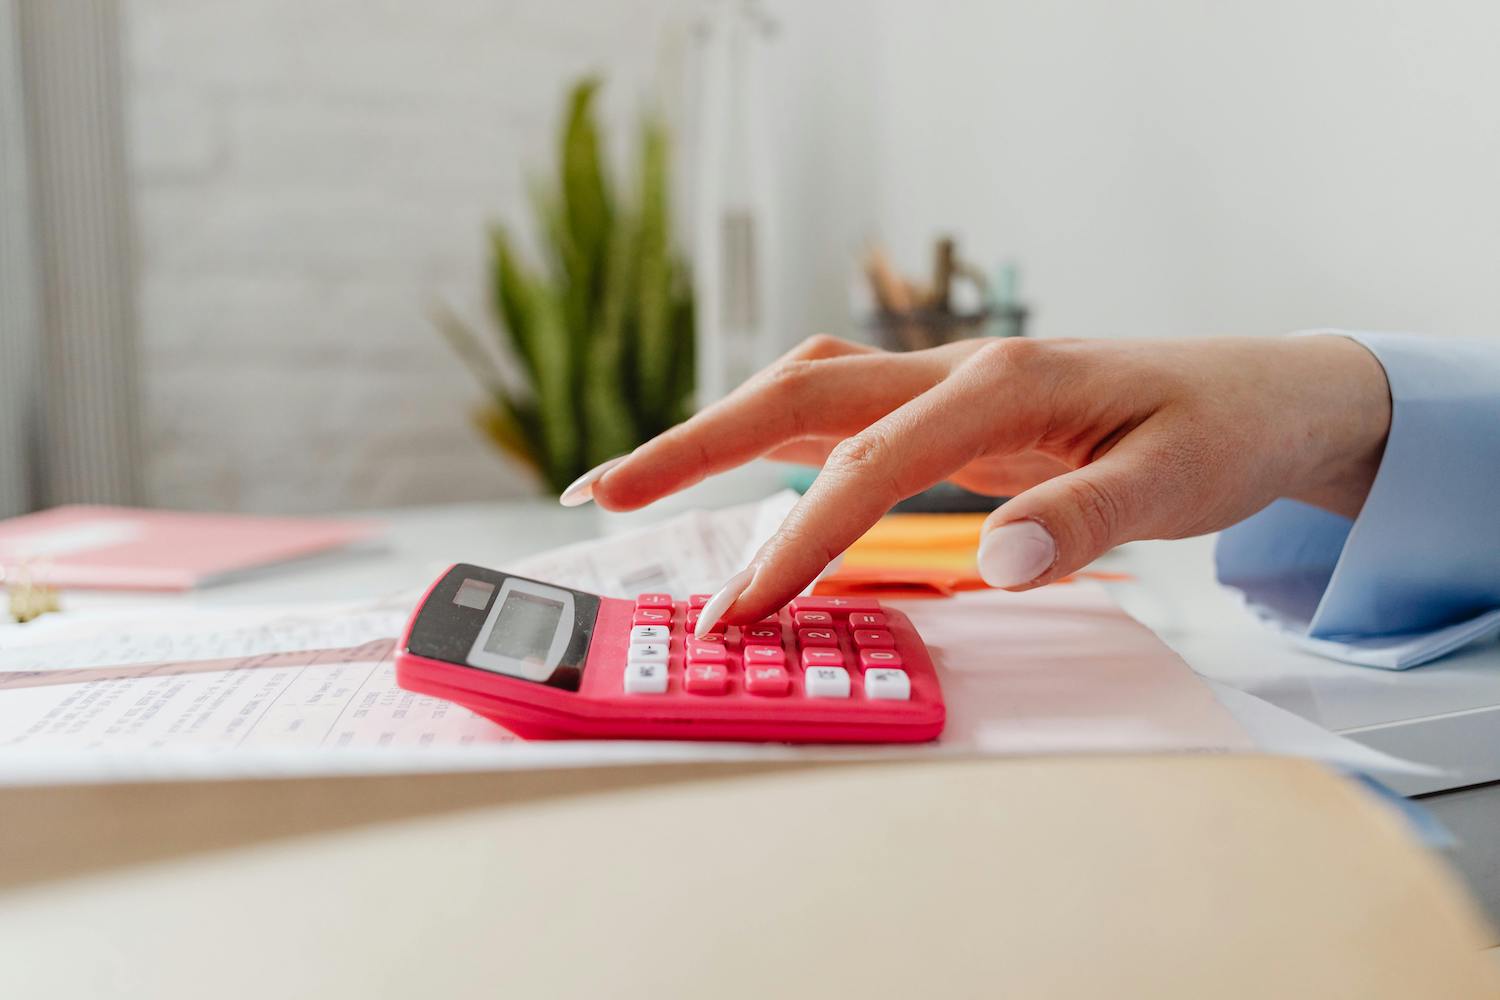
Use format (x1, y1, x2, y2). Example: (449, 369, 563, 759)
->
(395, 564, 945, 743)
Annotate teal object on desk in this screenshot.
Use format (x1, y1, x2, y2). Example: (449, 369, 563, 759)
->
(780, 467, 1003, 514)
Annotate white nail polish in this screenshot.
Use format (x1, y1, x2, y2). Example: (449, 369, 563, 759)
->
(558, 456, 627, 507)
(695, 567, 756, 638)
(977, 520, 1056, 588)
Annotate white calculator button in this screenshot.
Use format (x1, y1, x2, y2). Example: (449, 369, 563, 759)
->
(864, 668, 911, 700)
(804, 666, 850, 699)
(630, 625, 669, 645)
(623, 661, 668, 694)
(628, 643, 668, 663)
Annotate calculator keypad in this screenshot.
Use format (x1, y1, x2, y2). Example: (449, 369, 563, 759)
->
(623, 592, 919, 703)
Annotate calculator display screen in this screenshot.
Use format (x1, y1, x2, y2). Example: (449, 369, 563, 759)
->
(404, 564, 600, 692)
(482, 591, 563, 663)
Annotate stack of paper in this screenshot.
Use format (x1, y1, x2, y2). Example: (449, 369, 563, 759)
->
(0, 493, 1430, 785)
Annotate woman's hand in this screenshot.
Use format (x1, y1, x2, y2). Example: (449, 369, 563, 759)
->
(563, 333, 1392, 634)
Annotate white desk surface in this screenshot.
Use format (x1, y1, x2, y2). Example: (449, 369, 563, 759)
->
(1105, 535, 1500, 796)
(59, 499, 1500, 795)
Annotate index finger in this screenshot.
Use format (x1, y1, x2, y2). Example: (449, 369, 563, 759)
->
(700, 351, 1031, 629)
(591, 344, 947, 511)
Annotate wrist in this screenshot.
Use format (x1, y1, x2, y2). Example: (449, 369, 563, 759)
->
(1285, 334, 1392, 518)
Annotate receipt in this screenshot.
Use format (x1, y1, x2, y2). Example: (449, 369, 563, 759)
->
(503, 490, 798, 597)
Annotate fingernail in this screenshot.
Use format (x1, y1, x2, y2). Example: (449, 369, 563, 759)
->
(978, 519, 1056, 588)
(558, 456, 627, 507)
(695, 566, 756, 637)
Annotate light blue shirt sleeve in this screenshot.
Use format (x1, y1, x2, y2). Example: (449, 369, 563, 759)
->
(1215, 332, 1500, 668)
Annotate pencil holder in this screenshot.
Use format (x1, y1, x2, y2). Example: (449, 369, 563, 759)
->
(864, 304, 1029, 353)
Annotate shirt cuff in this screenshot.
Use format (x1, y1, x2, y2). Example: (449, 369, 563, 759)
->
(1217, 331, 1500, 650)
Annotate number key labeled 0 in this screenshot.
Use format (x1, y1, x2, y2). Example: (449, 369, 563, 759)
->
(858, 648, 903, 671)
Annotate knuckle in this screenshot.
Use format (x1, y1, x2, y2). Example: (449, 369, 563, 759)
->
(1061, 476, 1122, 551)
(760, 358, 817, 399)
(789, 333, 851, 360)
(968, 335, 1045, 376)
(825, 433, 908, 502)
(826, 434, 887, 477)
(655, 423, 713, 469)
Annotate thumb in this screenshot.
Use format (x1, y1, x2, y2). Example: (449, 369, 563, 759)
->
(977, 448, 1151, 590)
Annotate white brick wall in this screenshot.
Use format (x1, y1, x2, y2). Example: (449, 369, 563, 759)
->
(124, 0, 703, 513)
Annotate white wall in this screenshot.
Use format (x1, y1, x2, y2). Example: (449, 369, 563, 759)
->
(124, 0, 1500, 514)
(865, 0, 1500, 341)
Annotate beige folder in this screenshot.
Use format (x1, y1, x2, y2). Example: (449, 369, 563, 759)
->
(0, 755, 1494, 998)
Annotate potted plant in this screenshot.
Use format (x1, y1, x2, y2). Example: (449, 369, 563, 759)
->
(437, 78, 695, 495)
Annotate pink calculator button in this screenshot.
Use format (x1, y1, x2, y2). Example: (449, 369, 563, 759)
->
(789, 596, 880, 615)
(635, 593, 674, 610)
(798, 628, 838, 648)
(848, 612, 887, 629)
(686, 640, 727, 663)
(632, 608, 673, 626)
(683, 664, 729, 695)
(688, 594, 711, 609)
(801, 648, 844, 669)
(744, 665, 790, 696)
(853, 629, 895, 649)
(697, 630, 727, 645)
(858, 648, 903, 671)
(743, 645, 786, 666)
(793, 611, 834, 628)
(744, 625, 781, 644)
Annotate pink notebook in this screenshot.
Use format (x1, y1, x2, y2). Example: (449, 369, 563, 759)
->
(0, 505, 381, 591)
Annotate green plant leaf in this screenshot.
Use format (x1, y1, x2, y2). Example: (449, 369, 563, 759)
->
(583, 216, 641, 465)
(634, 116, 673, 428)
(561, 79, 612, 323)
(431, 304, 546, 475)
(431, 303, 507, 397)
(526, 282, 581, 491)
(474, 396, 543, 479)
(438, 76, 697, 496)
(528, 176, 588, 340)
(665, 267, 697, 427)
(489, 224, 540, 385)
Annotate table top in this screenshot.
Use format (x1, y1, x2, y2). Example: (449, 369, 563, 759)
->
(0, 755, 1493, 998)
(53, 498, 1500, 794)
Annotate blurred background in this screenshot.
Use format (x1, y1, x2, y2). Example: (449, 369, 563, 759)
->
(4, 0, 1499, 519)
